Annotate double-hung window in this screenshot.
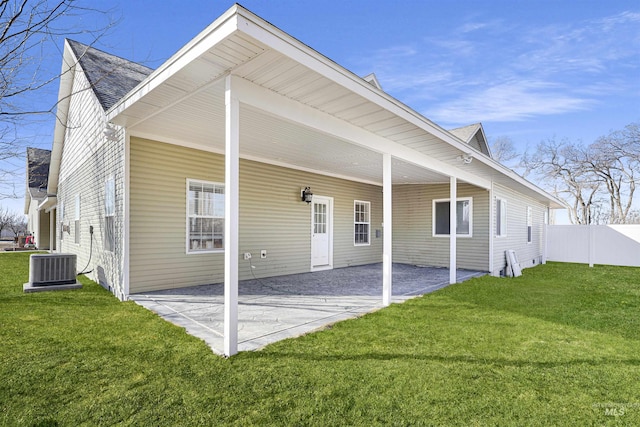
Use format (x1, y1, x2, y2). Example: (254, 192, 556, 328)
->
(433, 197, 472, 237)
(496, 197, 507, 237)
(354, 201, 370, 245)
(105, 176, 115, 252)
(187, 179, 224, 253)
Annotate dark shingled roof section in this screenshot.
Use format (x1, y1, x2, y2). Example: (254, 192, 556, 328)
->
(67, 39, 154, 111)
(27, 147, 51, 198)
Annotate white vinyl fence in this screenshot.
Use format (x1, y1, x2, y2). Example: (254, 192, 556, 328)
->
(546, 225, 640, 267)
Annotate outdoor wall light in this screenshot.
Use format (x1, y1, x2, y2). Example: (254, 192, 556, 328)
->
(301, 187, 313, 203)
(457, 153, 473, 164)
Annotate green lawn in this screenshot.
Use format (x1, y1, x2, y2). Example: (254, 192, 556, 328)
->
(1, 252, 639, 426)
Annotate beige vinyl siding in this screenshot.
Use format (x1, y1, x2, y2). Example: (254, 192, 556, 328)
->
(392, 183, 489, 271)
(492, 183, 546, 275)
(129, 137, 383, 293)
(55, 64, 126, 298)
(37, 209, 51, 250)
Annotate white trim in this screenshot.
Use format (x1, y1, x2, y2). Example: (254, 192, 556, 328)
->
(185, 178, 225, 255)
(542, 208, 548, 264)
(432, 197, 473, 238)
(310, 195, 334, 272)
(224, 78, 240, 357)
(449, 176, 457, 285)
(123, 132, 131, 297)
(353, 200, 371, 246)
(488, 183, 494, 274)
(495, 196, 507, 238)
(49, 207, 56, 253)
(382, 153, 392, 306)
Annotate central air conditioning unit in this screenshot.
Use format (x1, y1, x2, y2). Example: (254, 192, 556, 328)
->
(23, 253, 83, 293)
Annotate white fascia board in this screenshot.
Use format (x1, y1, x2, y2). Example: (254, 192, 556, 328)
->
(47, 40, 77, 195)
(106, 6, 241, 123)
(231, 75, 491, 189)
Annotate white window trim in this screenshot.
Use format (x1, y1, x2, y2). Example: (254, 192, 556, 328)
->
(496, 197, 507, 238)
(353, 200, 371, 246)
(186, 178, 225, 255)
(74, 194, 81, 245)
(527, 206, 533, 244)
(432, 197, 473, 238)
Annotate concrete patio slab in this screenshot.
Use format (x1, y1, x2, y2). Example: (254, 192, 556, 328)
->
(130, 263, 484, 355)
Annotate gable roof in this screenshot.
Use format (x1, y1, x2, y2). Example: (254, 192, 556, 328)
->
(67, 40, 154, 111)
(24, 147, 51, 213)
(26, 147, 51, 196)
(448, 123, 491, 157)
(362, 73, 383, 90)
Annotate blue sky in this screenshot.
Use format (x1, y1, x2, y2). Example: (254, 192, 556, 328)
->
(4, 0, 639, 214)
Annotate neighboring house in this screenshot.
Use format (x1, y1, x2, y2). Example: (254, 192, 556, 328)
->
(36, 4, 562, 355)
(24, 147, 53, 249)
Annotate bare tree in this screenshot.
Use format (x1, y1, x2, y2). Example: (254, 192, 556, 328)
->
(522, 122, 640, 224)
(490, 136, 520, 165)
(522, 138, 601, 224)
(8, 211, 26, 235)
(0, 0, 117, 196)
(0, 205, 13, 236)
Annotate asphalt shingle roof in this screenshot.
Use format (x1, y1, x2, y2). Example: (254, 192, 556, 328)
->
(67, 40, 154, 111)
(26, 147, 51, 199)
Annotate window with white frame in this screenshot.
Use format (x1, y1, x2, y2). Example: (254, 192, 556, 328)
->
(354, 200, 370, 245)
(433, 197, 472, 237)
(74, 194, 81, 244)
(527, 206, 533, 243)
(496, 197, 507, 237)
(187, 179, 224, 253)
(105, 176, 115, 252)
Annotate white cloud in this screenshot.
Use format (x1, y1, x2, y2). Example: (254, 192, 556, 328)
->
(352, 9, 639, 126)
(424, 80, 594, 124)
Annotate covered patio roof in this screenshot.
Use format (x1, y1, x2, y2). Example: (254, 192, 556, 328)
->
(106, 4, 562, 206)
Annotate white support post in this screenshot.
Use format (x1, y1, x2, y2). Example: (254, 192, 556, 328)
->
(488, 183, 494, 275)
(449, 176, 457, 284)
(224, 75, 240, 357)
(49, 208, 55, 253)
(382, 153, 392, 306)
(542, 207, 549, 264)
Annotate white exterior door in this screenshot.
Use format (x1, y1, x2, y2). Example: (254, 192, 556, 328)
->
(311, 196, 333, 271)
